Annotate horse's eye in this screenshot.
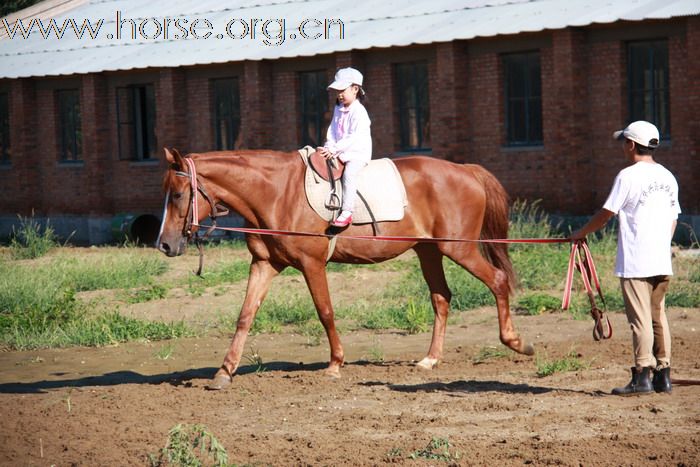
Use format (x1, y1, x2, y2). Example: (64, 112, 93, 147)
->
(172, 192, 183, 200)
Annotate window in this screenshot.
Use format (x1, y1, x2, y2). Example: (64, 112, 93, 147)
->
(212, 78, 241, 150)
(56, 89, 82, 161)
(299, 70, 329, 147)
(0, 92, 9, 164)
(395, 61, 430, 151)
(503, 51, 542, 146)
(628, 40, 670, 138)
(116, 84, 156, 160)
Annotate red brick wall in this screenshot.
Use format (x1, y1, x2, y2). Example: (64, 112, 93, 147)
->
(1, 18, 698, 225)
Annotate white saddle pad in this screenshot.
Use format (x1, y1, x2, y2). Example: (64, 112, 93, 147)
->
(298, 147, 407, 224)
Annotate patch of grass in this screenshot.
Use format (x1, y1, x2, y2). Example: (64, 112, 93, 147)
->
(243, 347, 266, 373)
(9, 213, 59, 260)
(473, 346, 510, 364)
(295, 320, 324, 347)
(0, 249, 178, 349)
(150, 423, 229, 467)
(52, 251, 168, 292)
(355, 299, 432, 334)
(122, 284, 168, 304)
(409, 437, 461, 463)
(515, 292, 561, 315)
(535, 350, 587, 377)
(363, 338, 385, 363)
(667, 282, 700, 308)
(154, 343, 175, 360)
(250, 297, 315, 334)
(3, 311, 193, 350)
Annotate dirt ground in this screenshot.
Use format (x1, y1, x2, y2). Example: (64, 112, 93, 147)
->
(1, 255, 699, 466)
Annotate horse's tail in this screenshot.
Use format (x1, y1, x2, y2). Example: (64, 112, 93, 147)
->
(471, 165, 516, 295)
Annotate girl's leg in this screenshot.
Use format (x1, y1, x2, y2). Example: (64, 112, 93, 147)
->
(340, 160, 367, 213)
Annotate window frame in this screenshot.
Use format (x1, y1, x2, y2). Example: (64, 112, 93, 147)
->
(56, 88, 82, 162)
(299, 70, 329, 148)
(502, 50, 543, 147)
(395, 61, 431, 152)
(212, 77, 241, 151)
(116, 84, 157, 161)
(0, 92, 9, 165)
(627, 39, 670, 139)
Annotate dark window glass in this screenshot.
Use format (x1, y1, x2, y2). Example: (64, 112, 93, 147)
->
(57, 89, 82, 161)
(116, 84, 156, 160)
(212, 77, 241, 150)
(503, 51, 542, 146)
(0, 92, 9, 164)
(395, 61, 430, 151)
(628, 40, 670, 138)
(299, 70, 329, 148)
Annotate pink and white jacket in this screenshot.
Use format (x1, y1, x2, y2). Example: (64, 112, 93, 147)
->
(324, 100, 372, 163)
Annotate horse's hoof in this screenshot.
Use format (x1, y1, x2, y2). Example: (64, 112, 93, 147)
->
(521, 343, 535, 356)
(324, 366, 342, 379)
(206, 374, 232, 391)
(416, 357, 439, 370)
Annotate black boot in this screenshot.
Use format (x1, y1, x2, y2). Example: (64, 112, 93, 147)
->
(612, 367, 653, 396)
(652, 367, 672, 393)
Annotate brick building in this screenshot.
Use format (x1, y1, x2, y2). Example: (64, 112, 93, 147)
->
(0, 0, 698, 244)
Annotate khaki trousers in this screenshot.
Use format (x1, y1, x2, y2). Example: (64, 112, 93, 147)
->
(620, 276, 671, 370)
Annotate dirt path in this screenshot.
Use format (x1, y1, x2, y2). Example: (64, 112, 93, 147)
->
(1, 305, 699, 466)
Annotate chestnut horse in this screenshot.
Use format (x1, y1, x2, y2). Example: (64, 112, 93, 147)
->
(157, 148, 534, 390)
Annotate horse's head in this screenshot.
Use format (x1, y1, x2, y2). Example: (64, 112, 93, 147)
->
(157, 148, 213, 257)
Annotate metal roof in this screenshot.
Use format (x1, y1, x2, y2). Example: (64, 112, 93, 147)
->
(0, 0, 698, 79)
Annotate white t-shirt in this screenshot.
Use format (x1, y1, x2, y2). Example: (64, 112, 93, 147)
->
(324, 100, 372, 163)
(603, 161, 681, 278)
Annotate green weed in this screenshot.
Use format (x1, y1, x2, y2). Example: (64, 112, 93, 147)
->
(9, 213, 59, 260)
(409, 437, 461, 463)
(150, 423, 229, 467)
(535, 350, 587, 377)
(473, 346, 510, 364)
(295, 320, 324, 347)
(515, 292, 561, 315)
(122, 284, 168, 304)
(243, 347, 266, 373)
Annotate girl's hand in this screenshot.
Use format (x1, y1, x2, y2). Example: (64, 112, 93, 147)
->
(317, 147, 335, 160)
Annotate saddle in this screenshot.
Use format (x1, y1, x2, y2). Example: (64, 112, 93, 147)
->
(309, 151, 344, 182)
(297, 146, 408, 228)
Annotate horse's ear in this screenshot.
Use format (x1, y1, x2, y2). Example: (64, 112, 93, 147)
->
(164, 147, 184, 168)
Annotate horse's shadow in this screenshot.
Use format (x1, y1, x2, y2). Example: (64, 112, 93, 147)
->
(0, 361, 601, 396)
(361, 379, 598, 396)
(0, 361, 327, 394)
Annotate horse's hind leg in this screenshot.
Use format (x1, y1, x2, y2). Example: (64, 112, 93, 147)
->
(301, 262, 344, 378)
(414, 244, 452, 370)
(209, 258, 282, 390)
(444, 244, 534, 356)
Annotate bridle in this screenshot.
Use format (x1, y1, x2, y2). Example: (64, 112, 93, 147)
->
(159, 156, 228, 274)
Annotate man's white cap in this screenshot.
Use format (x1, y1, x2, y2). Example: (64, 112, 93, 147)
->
(613, 120, 660, 149)
(328, 67, 363, 90)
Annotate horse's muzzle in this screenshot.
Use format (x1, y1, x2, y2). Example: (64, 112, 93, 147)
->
(158, 238, 187, 257)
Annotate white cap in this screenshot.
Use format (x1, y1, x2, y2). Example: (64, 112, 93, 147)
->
(613, 120, 660, 149)
(328, 67, 363, 90)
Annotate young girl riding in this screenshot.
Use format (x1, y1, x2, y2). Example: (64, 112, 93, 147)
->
(316, 67, 372, 227)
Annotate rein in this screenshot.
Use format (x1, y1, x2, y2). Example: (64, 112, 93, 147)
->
(168, 157, 611, 340)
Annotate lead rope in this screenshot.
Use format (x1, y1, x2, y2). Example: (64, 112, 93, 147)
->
(562, 240, 612, 341)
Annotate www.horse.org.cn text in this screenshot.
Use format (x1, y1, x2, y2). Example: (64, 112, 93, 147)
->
(1, 11, 346, 46)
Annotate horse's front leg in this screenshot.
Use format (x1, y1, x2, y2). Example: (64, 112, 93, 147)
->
(301, 263, 344, 378)
(208, 259, 281, 390)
